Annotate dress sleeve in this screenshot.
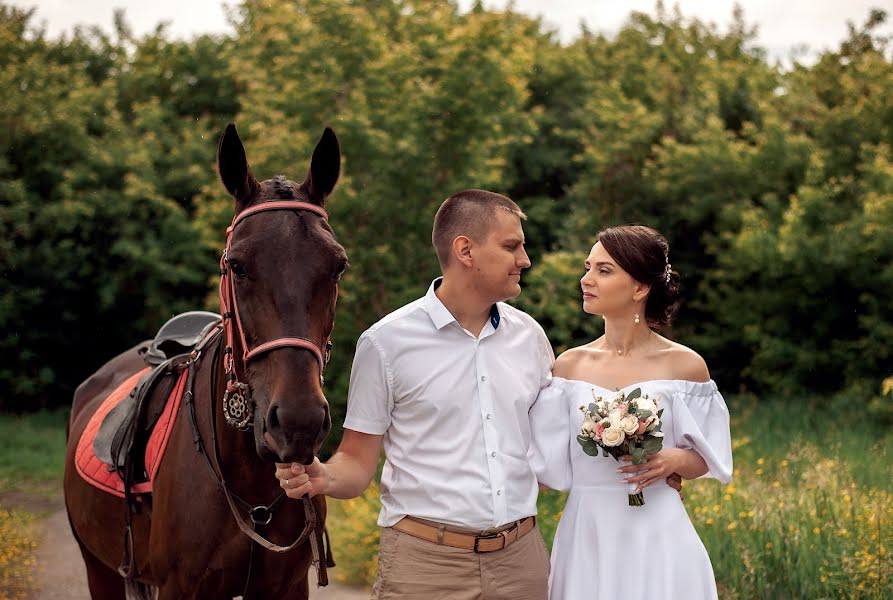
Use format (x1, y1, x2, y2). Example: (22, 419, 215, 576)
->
(528, 377, 572, 491)
(671, 380, 733, 483)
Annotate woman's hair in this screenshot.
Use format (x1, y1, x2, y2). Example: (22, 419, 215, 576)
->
(596, 224, 680, 330)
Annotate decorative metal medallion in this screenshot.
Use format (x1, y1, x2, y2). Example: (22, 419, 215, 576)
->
(222, 382, 253, 430)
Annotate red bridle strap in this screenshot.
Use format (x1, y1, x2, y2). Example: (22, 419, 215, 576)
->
(245, 338, 324, 370)
(219, 200, 333, 387)
(229, 200, 328, 230)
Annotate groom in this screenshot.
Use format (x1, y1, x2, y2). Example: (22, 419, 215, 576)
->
(276, 189, 677, 598)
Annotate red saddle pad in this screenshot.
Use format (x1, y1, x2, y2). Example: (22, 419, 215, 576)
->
(75, 367, 188, 497)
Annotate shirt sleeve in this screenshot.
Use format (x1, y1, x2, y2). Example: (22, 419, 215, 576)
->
(536, 324, 556, 390)
(672, 380, 733, 483)
(342, 330, 393, 435)
(528, 378, 572, 491)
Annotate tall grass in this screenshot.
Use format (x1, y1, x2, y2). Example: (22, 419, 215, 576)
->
(327, 395, 893, 597)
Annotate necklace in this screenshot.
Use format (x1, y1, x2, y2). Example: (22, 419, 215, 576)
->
(606, 330, 653, 356)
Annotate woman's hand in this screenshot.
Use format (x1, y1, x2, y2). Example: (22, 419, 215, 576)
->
(617, 448, 696, 493)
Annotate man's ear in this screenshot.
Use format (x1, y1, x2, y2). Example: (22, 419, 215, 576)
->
(452, 236, 474, 268)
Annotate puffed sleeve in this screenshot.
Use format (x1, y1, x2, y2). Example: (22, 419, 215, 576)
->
(672, 380, 733, 483)
(528, 377, 572, 491)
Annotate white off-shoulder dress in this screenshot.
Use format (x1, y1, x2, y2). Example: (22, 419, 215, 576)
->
(529, 378, 733, 600)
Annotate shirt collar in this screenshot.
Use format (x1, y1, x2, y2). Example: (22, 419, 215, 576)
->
(424, 278, 502, 331)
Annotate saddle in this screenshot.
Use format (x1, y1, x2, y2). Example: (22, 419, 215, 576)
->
(92, 311, 221, 476)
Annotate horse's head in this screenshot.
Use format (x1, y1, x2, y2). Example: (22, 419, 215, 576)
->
(217, 124, 346, 465)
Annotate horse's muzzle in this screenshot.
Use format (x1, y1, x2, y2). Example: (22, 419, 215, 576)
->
(260, 398, 331, 464)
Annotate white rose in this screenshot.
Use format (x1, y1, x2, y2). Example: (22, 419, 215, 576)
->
(619, 414, 640, 435)
(645, 415, 660, 432)
(608, 408, 624, 426)
(601, 427, 625, 447)
(635, 397, 658, 415)
(581, 418, 596, 435)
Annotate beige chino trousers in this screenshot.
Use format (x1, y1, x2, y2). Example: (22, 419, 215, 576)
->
(371, 524, 550, 600)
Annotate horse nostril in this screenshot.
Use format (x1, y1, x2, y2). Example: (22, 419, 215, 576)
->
(267, 404, 280, 432)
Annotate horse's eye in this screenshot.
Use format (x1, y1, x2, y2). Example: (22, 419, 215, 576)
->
(335, 260, 349, 281)
(229, 260, 247, 278)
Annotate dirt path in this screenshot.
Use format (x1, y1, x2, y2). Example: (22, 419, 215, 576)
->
(26, 507, 369, 599)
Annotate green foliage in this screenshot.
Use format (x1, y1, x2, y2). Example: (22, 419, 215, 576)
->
(0, 6, 232, 409)
(1, 2, 891, 436)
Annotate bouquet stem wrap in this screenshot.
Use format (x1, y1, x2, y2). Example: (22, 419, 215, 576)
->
(576, 387, 664, 507)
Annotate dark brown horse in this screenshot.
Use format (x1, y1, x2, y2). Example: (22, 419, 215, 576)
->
(63, 124, 347, 599)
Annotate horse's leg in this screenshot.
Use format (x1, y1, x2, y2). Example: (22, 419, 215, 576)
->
(79, 544, 125, 599)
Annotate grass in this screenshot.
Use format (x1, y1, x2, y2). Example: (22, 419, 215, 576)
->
(327, 394, 893, 597)
(0, 409, 68, 495)
(0, 409, 68, 600)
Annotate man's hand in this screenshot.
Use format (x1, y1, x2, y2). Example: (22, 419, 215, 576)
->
(273, 431, 383, 501)
(275, 458, 329, 499)
(666, 472, 684, 501)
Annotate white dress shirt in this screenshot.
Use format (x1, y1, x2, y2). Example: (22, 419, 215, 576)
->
(343, 278, 554, 529)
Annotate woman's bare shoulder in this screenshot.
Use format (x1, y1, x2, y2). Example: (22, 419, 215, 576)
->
(661, 339, 711, 382)
(553, 341, 601, 379)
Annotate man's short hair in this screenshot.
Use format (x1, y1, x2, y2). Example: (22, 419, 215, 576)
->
(432, 189, 526, 268)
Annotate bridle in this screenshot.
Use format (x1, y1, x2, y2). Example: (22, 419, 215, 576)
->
(218, 200, 336, 430)
(174, 198, 338, 593)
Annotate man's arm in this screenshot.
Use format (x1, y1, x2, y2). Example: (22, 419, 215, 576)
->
(275, 430, 383, 500)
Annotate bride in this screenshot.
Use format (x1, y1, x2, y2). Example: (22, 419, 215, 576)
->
(530, 225, 733, 600)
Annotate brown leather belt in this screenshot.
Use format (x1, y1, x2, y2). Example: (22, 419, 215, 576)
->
(392, 516, 536, 553)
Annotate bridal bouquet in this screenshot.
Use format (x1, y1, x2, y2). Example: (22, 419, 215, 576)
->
(576, 388, 664, 506)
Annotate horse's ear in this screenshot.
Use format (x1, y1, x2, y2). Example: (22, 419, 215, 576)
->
(217, 123, 258, 211)
(304, 127, 340, 206)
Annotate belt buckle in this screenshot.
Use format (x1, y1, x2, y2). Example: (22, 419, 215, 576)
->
(473, 531, 502, 553)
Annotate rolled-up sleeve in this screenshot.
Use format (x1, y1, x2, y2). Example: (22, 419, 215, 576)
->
(343, 330, 393, 435)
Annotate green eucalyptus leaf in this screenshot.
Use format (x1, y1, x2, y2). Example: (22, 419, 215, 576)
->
(644, 437, 663, 454)
(576, 435, 600, 456)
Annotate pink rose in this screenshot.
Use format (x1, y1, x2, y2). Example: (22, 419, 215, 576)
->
(595, 423, 605, 440)
(637, 420, 648, 435)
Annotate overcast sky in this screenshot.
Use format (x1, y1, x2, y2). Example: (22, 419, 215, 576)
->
(11, 0, 893, 63)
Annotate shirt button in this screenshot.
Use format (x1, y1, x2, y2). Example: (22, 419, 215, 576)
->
(497, 489, 502, 495)
(486, 413, 492, 420)
(491, 451, 496, 457)
(481, 375, 487, 382)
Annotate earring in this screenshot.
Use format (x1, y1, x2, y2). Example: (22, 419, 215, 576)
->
(634, 313, 640, 324)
